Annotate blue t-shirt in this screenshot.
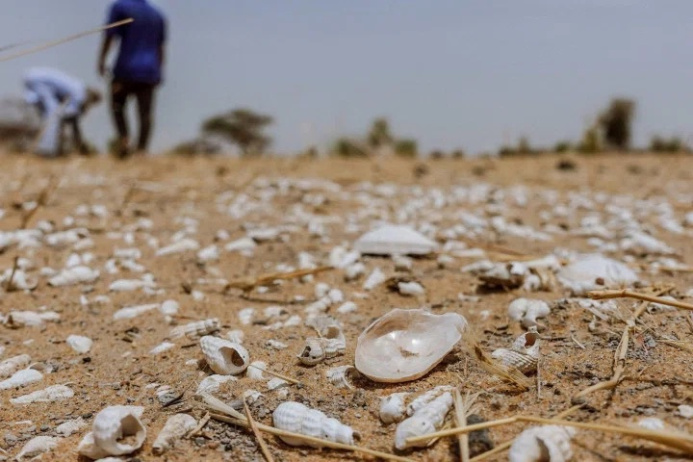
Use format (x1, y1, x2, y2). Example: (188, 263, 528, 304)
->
(106, 0, 166, 84)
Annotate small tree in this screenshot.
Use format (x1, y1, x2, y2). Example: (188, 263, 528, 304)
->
(394, 139, 417, 158)
(202, 108, 273, 156)
(578, 125, 601, 154)
(367, 118, 393, 149)
(598, 98, 635, 150)
(649, 135, 688, 153)
(332, 137, 368, 157)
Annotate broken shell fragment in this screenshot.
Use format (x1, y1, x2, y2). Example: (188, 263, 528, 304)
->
(67, 334, 93, 354)
(196, 374, 237, 394)
(48, 265, 99, 287)
(326, 365, 359, 389)
(395, 392, 453, 450)
(200, 336, 250, 375)
(0, 368, 43, 390)
(355, 308, 467, 383)
(379, 392, 410, 424)
(354, 225, 438, 255)
(10, 384, 74, 404)
(491, 330, 540, 375)
(153, 413, 197, 455)
(0, 354, 31, 378)
(508, 425, 576, 462)
(89, 405, 146, 457)
(507, 298, 551, 329)
(272, 401, 357, 447)
(557, 254, 638, 296)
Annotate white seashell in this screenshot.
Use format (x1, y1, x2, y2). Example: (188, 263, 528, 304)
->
(16, 435, 59, 460)
(267, 339, 288, 350)
(297, 338, 330, 365)
(508, 298, 551, 328)
(48, 265, 99, 286)
(637, 417, 665, 430)
(393, 254, 413, 271)
(109, 279, 155, 292)
(557, 254, 638, 296)
(0, 368, 43, 390)
(150, 342, 175, 355)
(354, 225, 438, 256)
(0, 354, 31, 378)
(247, 361, 266, 379)
(113, 303, 159, 320)
(200, 336, 250, 374)
(272, 401, 356, 447)
(491, 331, 540, 375)
(170, 319, 220, 339)
(326, 366, 359, 389)
(344, 262, 366, 281)
(394, 392, 453, 450)
(197, 244, 220, 262)
(380, 392, 410, 424)
(226, 329, 245, 344)
(244, 389, 263, 404)
(355, 308, 467, 383)
(337, 301, 357, 314)
(10, 384, 74, 404)
(56, 417, 87, 436)
(156, 238, 199, 256)
(160, 300, 180, 316)
(4, 310, 59, 328)
(67, 335, 93, 354)
(398, 281, 425, 296)
(89, 405, 146, 457)
(679, 404, 693, 419)
(283, 315, 302, 328)
(0, 268, 37, 290)
(152, 413, 197, 455)
(238, 307, 255, 326)
(315, 282, 331, 298)
(363, 268, 386, 291)
(156, 385, 179, 405)
(196, 374, 237, 394)
(406, 386, 455, 416)
(267, 377, 289, 390)
(508, 425, 576, 462)
(224, 237, 257, 253)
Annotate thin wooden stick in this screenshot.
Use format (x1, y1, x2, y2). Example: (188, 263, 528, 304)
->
(453, 391, 479, 462)
(226, 266, 333, 293)
(0, 19, 134, 63)
(4, 256, 19, 292)
(468, 405, 582, 462)
(243, 400, 275, 462)
(247, 364, 301, 386)
(589, 289, 693, 312)
(409, 415, 693, 455)
(187, 412, 210, 438)
(200, 393, 414, 462)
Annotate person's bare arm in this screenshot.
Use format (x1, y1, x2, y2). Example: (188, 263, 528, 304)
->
(98, 35, 114, 77)
(66, 116, 86, 154)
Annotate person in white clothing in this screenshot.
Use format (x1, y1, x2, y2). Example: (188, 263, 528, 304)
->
(23, 68, 102, 157)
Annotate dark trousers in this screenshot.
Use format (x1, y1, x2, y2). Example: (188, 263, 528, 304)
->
(110, 80, 157, 153)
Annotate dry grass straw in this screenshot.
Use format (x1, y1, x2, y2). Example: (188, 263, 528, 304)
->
(0, 19, 134, 63)
(199, 393, 414, 462)
(407, 415, 693, 454)
(453, 391, 480, 462)
(247, 363, 302, 386)
(573, 286, 670, 403)
(589, 288, 693, 312)
(20, 176, 56, 229)
(3, 256, 19, 292)
(226, 266, 333, 293)
(243, 400, 275, 462)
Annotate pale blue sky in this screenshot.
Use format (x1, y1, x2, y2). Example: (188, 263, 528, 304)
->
(1, 1, 692, 154)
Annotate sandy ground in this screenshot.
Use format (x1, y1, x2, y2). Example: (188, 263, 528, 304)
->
(0, 153, 692, 462)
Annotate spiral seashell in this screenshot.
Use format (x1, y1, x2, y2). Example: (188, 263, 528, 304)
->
(10, 384, 74, 404)
(379, 392, 411, 424)
(395, 392, 453, 450)
(508, 425, 576, 462)
(16, 435, 59, 460)
(48, 265, 99, 287)
(200, 336, 249, 375)
(91, 405, 146, 457)
(247, 361, 266, 380)
(170, 319, 220, 339)
(155, 385, 179, 405)
(113, 303, 159, 320)
(155, 238, 199, 256)
(152, 414, 197, 455)
(326, 366, 359, 389)
(363, 268, 386, 291)
(406, 386, 455, 417)
(491, 331, 540, 375)
(297, 336, 344, 366)
(67, 335, 93, 354)
(0, 354, 31, 378)
(272, 401, 356, 448)
(0, 368, 43, 390)
(150, 342, 175, 355)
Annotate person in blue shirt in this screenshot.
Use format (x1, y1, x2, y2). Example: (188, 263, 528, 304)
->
(23, 67, 102, 157)
(97, 0, 167, 159)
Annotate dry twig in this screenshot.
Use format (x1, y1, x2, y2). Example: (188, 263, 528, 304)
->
(20, 176, 56, 229)
(4, 256, 19, 292)
(589, 288, 693, 312)
(226, 266, 333, 293)
(243, 400, 274, 462)
(247, 363, 302, 386)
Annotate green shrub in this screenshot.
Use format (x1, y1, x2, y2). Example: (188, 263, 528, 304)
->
(598, 98, 635, 150)
(394, 139, 418, 158)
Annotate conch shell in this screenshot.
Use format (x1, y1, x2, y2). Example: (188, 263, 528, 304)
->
(272, 401, 357, 448)
(78, 405, 146, 459)
(200, 336, 249, 375)
(355, 309, 467, 383)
